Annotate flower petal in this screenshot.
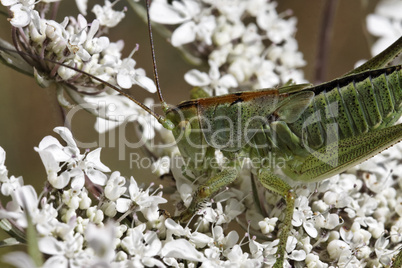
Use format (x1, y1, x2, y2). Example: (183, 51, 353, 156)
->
(71, 171, 85, 190)
(150, 0, 191, 24)
(136, 75, 157, 93)
(116, 198, 132, 213)
(2, 252, 36, 268)
(86, 169, 107, 186)
(288, 249, 307, 261)
(9, 4, 31, 27)
(366, 14, 394, 37)
(184, 69, 211, 86)
(39, 236, 65, 255)
(75, 0, 88, 15)
(303, 221, 318, 238)
(171, 21, 196, 47)
(53, 127, 78, 149)
(161, 239, 205, 261)
(85, 148, 111, 172)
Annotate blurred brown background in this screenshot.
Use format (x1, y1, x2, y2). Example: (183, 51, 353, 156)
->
(0, 0, 379, 264)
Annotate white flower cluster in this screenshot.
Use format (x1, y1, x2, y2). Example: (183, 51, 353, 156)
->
(0, 127, 167, 267)
(149, 0, 306, 96)
(0, 127, 264, 267)
(0, 0, 157, 133)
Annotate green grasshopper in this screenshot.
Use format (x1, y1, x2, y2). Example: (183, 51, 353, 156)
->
(157, 35, 402, 267)
(133, 1, 402, 259)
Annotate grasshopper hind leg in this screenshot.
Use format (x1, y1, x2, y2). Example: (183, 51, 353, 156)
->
(258, 169, 296, 268)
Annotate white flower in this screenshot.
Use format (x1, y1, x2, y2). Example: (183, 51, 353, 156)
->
(323, 190, 353, 208)
(0, 185, 37, 227)
(104, 171, 127, 201)
(224, 244, 260, 267)
(220, 198, 245, 222)
(202, 246, 224, 267)
(213, 15, 245, 46)
(206, 0, 246, 22)
(279, 38, 306, 69)
(1, 175, 23, 196)
(92, 0, 126, 28)
(161, 238, 205, 262)
(152, 156, 171, 177)
(292, 196, 313, 227)
(390, 218, 402, 243)
(90, 94, 144, 133)
(185, 61, 238, 96)
(85, 222, 116, 262)
(177, 182, 194, 208)
(0, 1, 157, 127)
(39, 233, 89, 268)
(288, 249, 307, 262)
(35, 127, 110, 189)
(115, 177, 167, 213)
(254, 59, 280, 88)
(150, 0, 201, 25)
(366, 0, 402, 56)
(327, 239, 350, 260)
(62, 189, 81, 210)
(1, 0, 37, 27)
(374, 236, 393, 266)
(305, 253, 328, 268)
(82, 19, 110, 55)
(82, 148, 110, 185)
(303, 221, 318, 239)
(171, 15, 216, 47)
(314, 213, 341, 230)
(259, 217, 278, 234)
(164, 218, 213, 247)
(116, 57, 157, 92)
(3, 252, 36, 268)
(362, 171, 391, 194)
(0, 146, 8, 182)
(75, 0, 88, 15)
(365, 217, 385, 239)
(121, 225, 165, 267)
(284, 235, 307, 262)
(164, 217, 191, 238)
(212, 226, 239, 252)
(151, 0, 305, 96)
(340, 222, 371, 247)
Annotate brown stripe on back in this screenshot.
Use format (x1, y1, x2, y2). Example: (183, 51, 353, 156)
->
(176, 89, 282, 109)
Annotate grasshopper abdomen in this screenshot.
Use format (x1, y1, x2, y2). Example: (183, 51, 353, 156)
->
(288, 65, 402, 151)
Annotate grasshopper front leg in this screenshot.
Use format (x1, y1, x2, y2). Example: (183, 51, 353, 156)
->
(176, 167, 238, 222)
(258, 170, 295, 268)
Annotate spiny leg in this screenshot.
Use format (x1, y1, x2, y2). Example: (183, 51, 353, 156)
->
(175, 167, 238, 222)
(258, 169, 296, 268)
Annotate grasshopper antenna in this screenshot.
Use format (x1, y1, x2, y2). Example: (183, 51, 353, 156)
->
(0, 0, 177, 130)
(145, 0, 170, 114)
(0, 45, 175, 129)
